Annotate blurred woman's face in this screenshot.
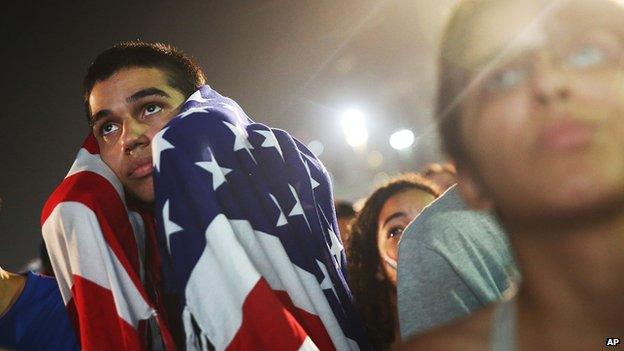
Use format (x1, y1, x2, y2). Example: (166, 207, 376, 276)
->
(377, 189, 436, 285)
(457, 0, 624, 225)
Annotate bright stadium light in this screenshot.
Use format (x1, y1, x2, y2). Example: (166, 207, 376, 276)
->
(340, 108, 368, 147)
(340, 108, 365, 128)
(389, 129, 415, 150)
(345, 129, 368, 148)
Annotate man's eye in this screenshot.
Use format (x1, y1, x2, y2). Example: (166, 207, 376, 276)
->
(144, 104, 163, 116)
(565, 45, 606, 69)
(101, 123, 119, 136)
(485, 65, 529, 92)
(388, 227, 404, 238)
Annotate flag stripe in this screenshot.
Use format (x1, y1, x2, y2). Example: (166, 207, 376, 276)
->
(228, 278, 310, 351)
(71, 276, 144, 350)
(42, 134, 174, 350)
(43, 202, 154, 327)
(43, 171, 142, 289)
(184, 214, 261, 349)
(273, 291, 335, 351)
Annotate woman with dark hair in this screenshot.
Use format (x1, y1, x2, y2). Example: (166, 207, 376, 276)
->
(347, 174, 439, 350)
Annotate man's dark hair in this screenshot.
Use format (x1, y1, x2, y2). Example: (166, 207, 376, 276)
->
(82, 41, 206, 122)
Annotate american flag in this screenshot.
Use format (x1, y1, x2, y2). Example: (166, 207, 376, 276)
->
(41, 134, 175, 350)
(153, 86, 370, 350)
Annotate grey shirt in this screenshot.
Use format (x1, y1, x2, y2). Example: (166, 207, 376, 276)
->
(397, 186, 518, 339)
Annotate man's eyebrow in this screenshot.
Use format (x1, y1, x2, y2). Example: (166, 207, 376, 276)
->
(381, 212, 407, 228)
(126, 87, 171, 104)
(89, 88, 171, 127)
(90, 109, 111, 127)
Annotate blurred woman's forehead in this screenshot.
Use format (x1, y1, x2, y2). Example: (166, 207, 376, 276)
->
(459, 0, 545, 69)
(548, 0, 624, 37)
(451, 0, 624, 70)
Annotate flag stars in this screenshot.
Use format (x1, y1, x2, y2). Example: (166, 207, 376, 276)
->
(195, 156, 232, 190)
(310, 177, 320, 190)
(162, 199, 183, 254)
(327, 226, 344, 268)
(287, 184, 310, 230)
(254, 129, 284, 160)
(178, 106, 211, 119)
(303, 161, 321, 190)
(219, 104, 244, 123)
(316, 260, 338, 299)
(223, 121, 256, 163)
(152, 128, 175, 172)
(269, 194, 288, 227)
(186, 90, 209, 104)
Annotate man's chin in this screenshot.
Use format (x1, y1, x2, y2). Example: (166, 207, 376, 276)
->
(124, 179, 155, 206)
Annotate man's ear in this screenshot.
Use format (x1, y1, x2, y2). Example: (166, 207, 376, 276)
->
(455, 165, 494, 211)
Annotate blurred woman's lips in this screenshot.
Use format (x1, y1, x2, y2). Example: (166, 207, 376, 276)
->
(538, 119, 595, 152)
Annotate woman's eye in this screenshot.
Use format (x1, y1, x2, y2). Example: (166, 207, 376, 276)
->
(144, 104, 163, 116)
(101, 123, 119, 136)
(388, 227, 404, 238)
(485, 65, 529, 92)
(566, 45, 606, 69)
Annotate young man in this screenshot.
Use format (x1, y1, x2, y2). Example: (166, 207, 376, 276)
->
(84, 43, 205, 205)
(44, 42, 368, 350)
(43, 42, 207, 350)
(404, 0, 624, 349)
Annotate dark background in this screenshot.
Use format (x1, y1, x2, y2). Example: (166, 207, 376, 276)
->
(2, 1, 454, 271)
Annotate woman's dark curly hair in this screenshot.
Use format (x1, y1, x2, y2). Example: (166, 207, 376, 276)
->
(347, 173, 439, 350)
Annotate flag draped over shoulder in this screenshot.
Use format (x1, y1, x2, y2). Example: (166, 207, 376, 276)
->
(41, 135, 175, 350)
(153, 86, 370, 351)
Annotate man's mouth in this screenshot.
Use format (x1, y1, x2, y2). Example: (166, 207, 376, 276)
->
(128, 159, 153, 179)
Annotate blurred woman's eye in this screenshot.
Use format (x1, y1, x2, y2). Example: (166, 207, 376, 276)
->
(485, 65, 529, 92)
(388, 226, 404, 239)
(144, 104, 163, 116)
(565, 45, 607, 69)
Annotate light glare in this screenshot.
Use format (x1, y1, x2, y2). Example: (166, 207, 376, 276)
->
(340, 109, 365, 129)
(341, 108, 368, 147)
(345, 130, 369, 147)
(389, 129, 415, 150)
(307, 140, 325, 156)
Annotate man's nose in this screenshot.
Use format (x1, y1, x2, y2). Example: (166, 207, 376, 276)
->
(531, 54, 571, 106)
(121, 119, 150, 155)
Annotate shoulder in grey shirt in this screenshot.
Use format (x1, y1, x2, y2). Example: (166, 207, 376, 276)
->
(397, 186, 518, 339)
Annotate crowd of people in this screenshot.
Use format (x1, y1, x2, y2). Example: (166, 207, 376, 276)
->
(3, 0, 624, 349)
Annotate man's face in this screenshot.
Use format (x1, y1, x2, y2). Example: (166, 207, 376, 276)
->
(89, 67, 186, 204)
(457, 0, 624, 223)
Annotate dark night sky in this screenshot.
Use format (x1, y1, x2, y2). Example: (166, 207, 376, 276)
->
(2, 1, 454, 270)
